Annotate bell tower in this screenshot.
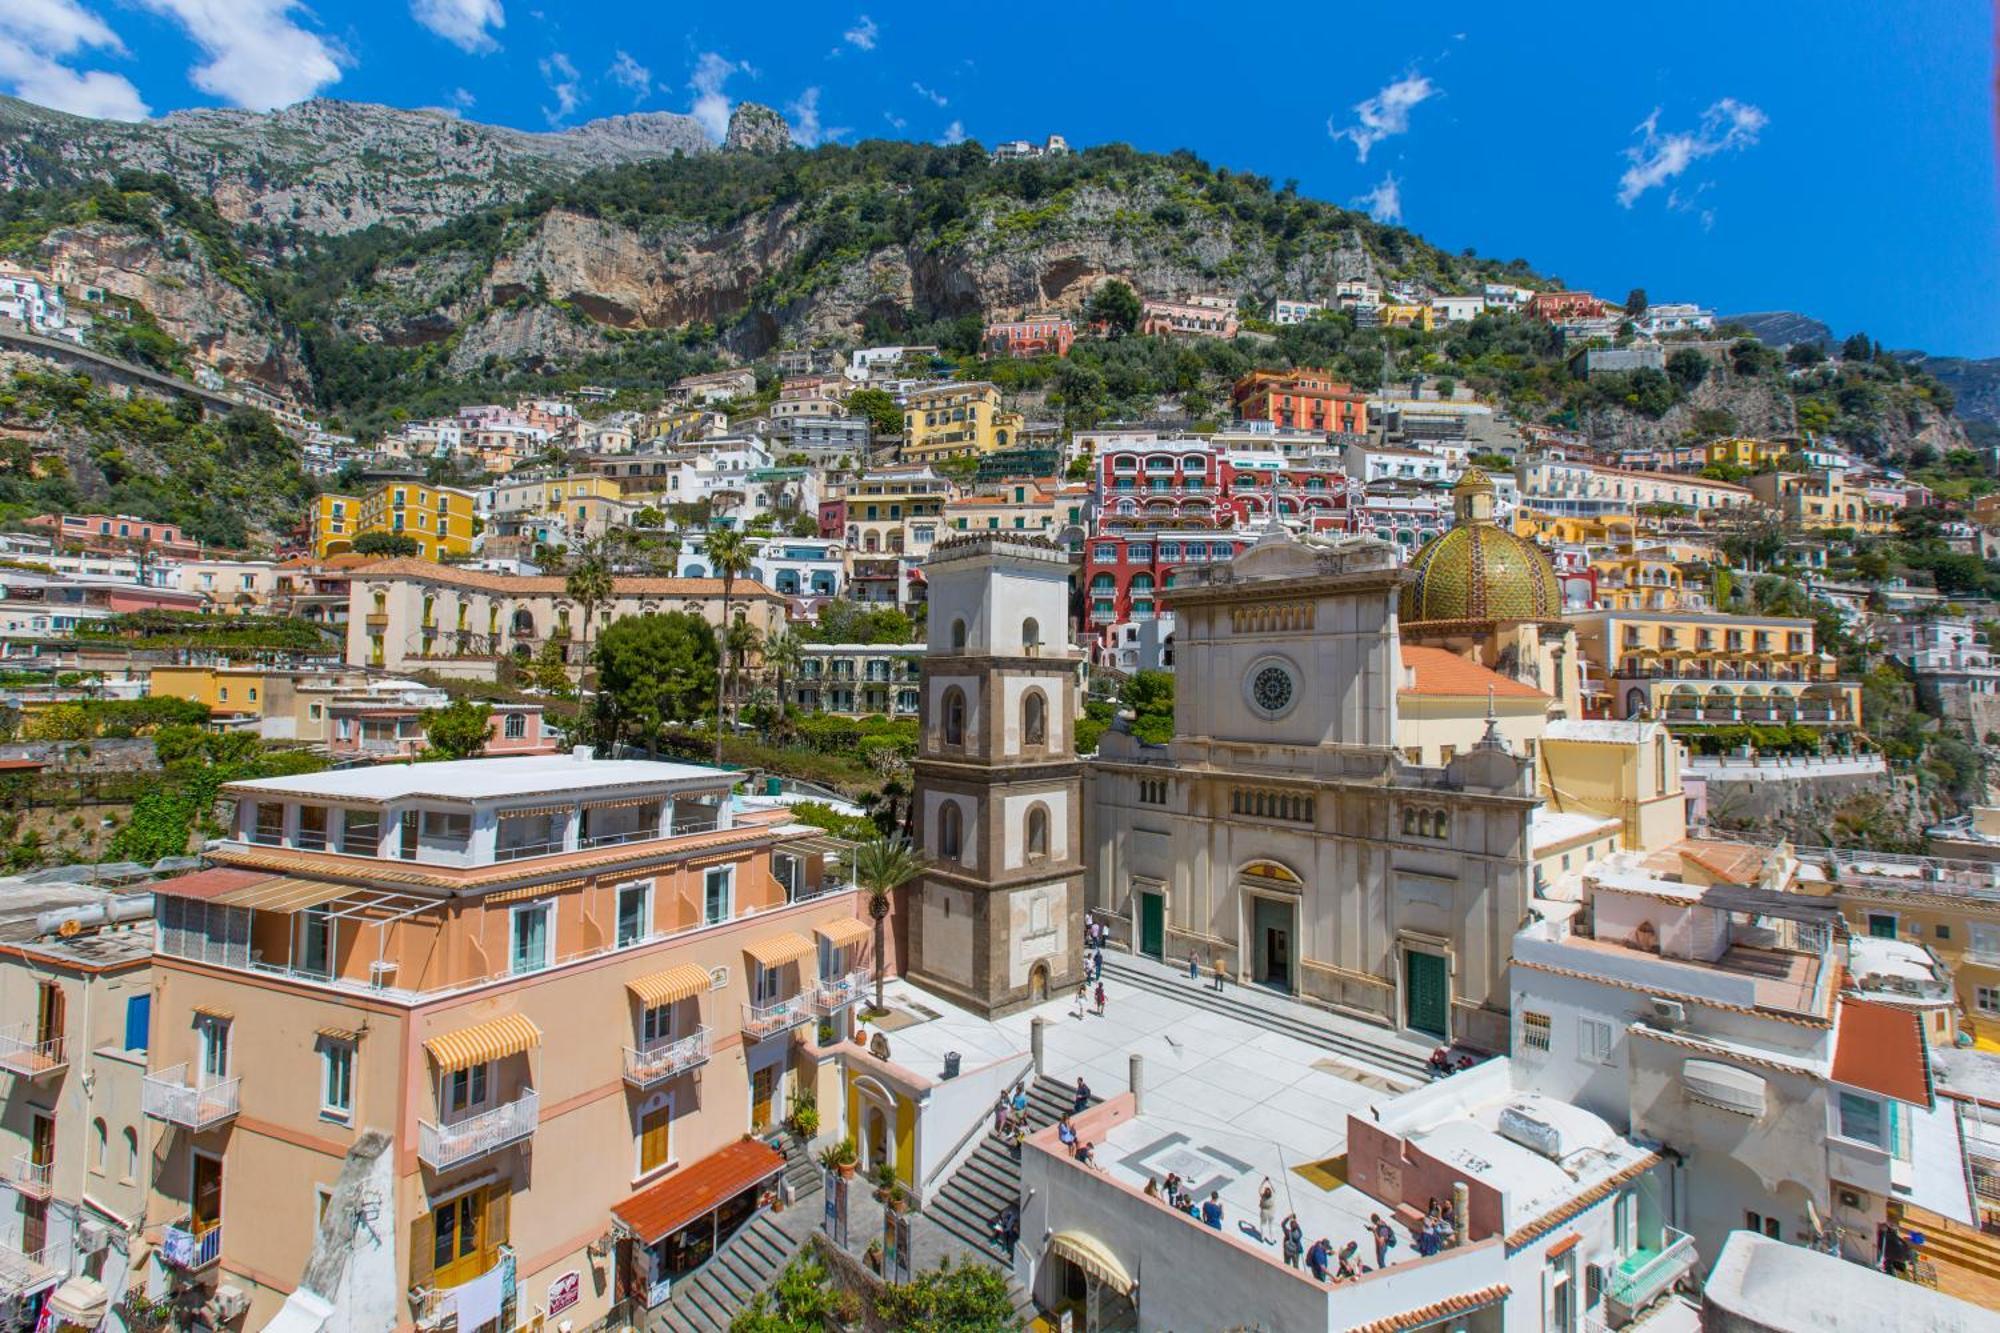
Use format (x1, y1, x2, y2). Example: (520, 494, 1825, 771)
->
(906, 534, 1085, 1017)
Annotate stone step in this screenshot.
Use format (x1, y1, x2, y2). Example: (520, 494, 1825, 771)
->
(654, 1213, 804, 1333)
(1103, 954, 1430, 1081)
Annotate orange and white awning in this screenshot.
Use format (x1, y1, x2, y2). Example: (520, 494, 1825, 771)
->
(814, 918, 871, 950)
(743, 932, 815, 969)
(627, 963, 713, 1009)
(423, 1013, 541, 1071)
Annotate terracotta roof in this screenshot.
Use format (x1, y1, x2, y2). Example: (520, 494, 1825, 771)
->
(1832, 997, 1934, 1108)
(345, 557, 782, 602)
(611, 1139, 786, 1244)
(152, 866, 276, 901)
(1343, 1283, 1511, 1333)
(1670, 840, 1768, 886)
(1398, 646, 1549, 700)
(1506, 1153, 1662, 1250)
(0, 759, 46, 772)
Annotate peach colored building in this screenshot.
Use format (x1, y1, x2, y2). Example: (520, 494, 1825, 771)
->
(137, 752, 866, 1331)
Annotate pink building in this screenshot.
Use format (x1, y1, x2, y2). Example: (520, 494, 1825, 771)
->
(329, 697, 559, 760)
(984, 317, 1075, 358)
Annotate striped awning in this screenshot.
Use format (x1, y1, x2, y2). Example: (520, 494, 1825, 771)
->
(1049, 1232, 1133, 1295)
(192, 1004, 234, 1021)
(316, 1025, 362, 1043)
(627, 963, 713, 1009)
(814, 917, 871, 950)
(775, 833, 853, 857)
(743, 932, 815, 969)
(207, 876, 355, 913)
(423, 1013, 541, 1072)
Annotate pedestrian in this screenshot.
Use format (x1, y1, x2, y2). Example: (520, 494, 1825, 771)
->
(1188, 948, 1199, 981)
(1371, 1212, 1396, 1269)
(1163, 1171, 1181, 1205)
(1258, 1177, 1277, 1242)
(1200, 1192, 1224, 1230)
(1212, 957, 1227, 992)
(1093, 980, 1106, 1016)
(1144, 1176, 1160, 1200)
(1281, 1215, 1303, 1268)
(993, 1092, 1008, 1135)
(1334, 1241, 1360, 1283)
(1057, 1116, 1077, 1150)
(1073, 1076, 1092, 1115)
(1011, 1082, 1028, 1125)
(1306, 1237, 1330, 1282)
(1072, 981, 1088, 1020)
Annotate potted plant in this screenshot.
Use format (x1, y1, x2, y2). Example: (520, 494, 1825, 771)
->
(864, 1238, 883, 1275)
(872, 1160, 897, 1201)
(791, 1101, 820, 1142)
(818, 1136, 858, 1178)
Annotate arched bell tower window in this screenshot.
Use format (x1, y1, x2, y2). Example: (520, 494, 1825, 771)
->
(939, 801, 963, 860)
(1026, 805, 1050, 861)
(1023, 689, 1048, 748)
(950, 618, 968, 651)
(1022, 617, 1041, 655)
(942, 687, 967, 747)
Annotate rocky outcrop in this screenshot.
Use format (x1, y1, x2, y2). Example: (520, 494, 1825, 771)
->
(445, 302, 611, 376)
(33, 222, 310, 395)
(725, 103, 792, 154)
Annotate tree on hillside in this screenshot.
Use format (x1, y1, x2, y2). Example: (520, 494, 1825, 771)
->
(353, 531, 421, 557)
(594, 613, 719, 750)
(844, 387, 904, 437)
(1086, 279, 1142, 337)
(1623, 288, 1648, 317)
(703, 527, 754, 763)
(420, 700, 493, 760)
(1665, 348, 1708, 393)
(762, 629, 803, 738)
(1786, 342, 1826, 368)
(1122, 669, 1176, 745)
(563, 537, 614, 689)
(1841, 332, 1873, 362)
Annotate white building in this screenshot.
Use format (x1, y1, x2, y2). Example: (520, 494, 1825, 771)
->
(1638, 303, 1716, 336)
(791, 643, 924, 717)
(0, 268, 66, 335)
(1483, 283, 1535, 312)
(1432, 294, 1486, 323)
(1343, 442, 1453, 486)
(1268, 297, 1327, 325)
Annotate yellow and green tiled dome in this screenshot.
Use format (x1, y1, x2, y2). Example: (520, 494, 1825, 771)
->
(1399, 468, 1561, 624)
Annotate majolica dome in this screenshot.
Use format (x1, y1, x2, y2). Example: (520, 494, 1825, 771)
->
(1399, 467, 1561, 624)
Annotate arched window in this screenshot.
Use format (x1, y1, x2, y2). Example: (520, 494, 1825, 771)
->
(503, 713, 526, 740)
(951, 618, 968, 651)
(512, 607, 535, 635)
(939, 801, 963, 860)
(92, 1118, 107, 1171)
(942, 688, 967, 746)
(1434, 811, 1451, 840)
(1403, 808, 1417, 835)
(1026, 807, 1049, 860)
(1022, 617, 1041, 653)
(1023, 690, 1047, 747)
(122, 1127, 138, 1182)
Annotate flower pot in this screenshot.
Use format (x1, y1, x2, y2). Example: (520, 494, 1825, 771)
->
(836, 1162, 856, 1180)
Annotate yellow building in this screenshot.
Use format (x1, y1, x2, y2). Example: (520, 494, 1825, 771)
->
(1746, 469, 1901, 533)
(1590, 553, 1694, 611)
(1569, 608, 1862, 729)
(1705, 436, 1792, 470)
(901, 382, 1024, 462)
(1378, 303, 1436, 331)
(313, 482, 479, 560)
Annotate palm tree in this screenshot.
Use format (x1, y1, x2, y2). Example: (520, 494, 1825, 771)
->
(842, 834, 925, 1014)
(563, 538, 614, 692)
(704, 525, 754, 764)
(763, 628, 803, 739)
(724, 619, 763, 740)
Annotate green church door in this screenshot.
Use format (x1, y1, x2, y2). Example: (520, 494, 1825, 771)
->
(1138, 892, 1164, 961)
(1405, 950, 1449, 1040)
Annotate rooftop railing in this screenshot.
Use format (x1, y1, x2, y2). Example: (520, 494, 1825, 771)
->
(141, 1065, 240, 1130)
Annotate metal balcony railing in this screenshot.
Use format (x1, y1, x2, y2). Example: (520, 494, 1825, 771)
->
(142, 1066, 241, 1129)
(622, 1027, 712, 1088)
(580, 826, 658, 850)
(0, 1025, 65, 1078)
(742, 996, 812, 1041)
(161, 1222, 223, 1271)
(1606, 1227, 1697, 1320)
(419, 1090, 539, 1171)
(8, 1154, 51, 1199)
(812, 968, 872, 1014)
(0, 1242, 53, 1299)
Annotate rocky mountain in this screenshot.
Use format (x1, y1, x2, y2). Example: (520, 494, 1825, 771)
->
(0, 94, 721, 235)
(1721, 310, 1834, 349)
(1914, 355, 2000, 429)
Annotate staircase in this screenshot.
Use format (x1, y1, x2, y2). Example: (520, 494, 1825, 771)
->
(1104, 953, 1432, 1082)
(652, 1134, 821, 1333)
(1890, 1201, 2000, 1306)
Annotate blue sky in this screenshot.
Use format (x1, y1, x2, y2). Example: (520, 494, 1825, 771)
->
(5, 2, 1995, 357)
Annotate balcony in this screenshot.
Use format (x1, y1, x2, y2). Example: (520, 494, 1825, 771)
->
(160, 1222, 223, 1272)
(364, 613, 390, 631)
(622, 1027, 713, 1088)
(0, 1025, 65, 1078)
(419, 1090, 539, 1171)
(742, 996, 812, 1041)
(0, 1243, 54, 1301)
(8, 1154, 51, 1200)
(812, 968, 871, 1014)
(1605, 1227, 1696, 1325)
(142, 1066, 241, 1130)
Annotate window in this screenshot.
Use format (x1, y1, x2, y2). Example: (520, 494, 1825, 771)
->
(124, 994, 150, 1051)
(296, 805, 328, 852)
(938, 802, 963, 860)
(503, 712, 526, 740)
(320, 1040, 355, 1119)
(1520, 1012, 1552, 1051)
(641, 1003, 675, 1046)
(703, 867, 734, 927)
(298, 907, 332, 980)
(1936, 924, 1951, 941)
(1837, 1091, 1885, 1147)
(616, 881, 652, 948)
(446, 1063, 489, 1115)
(950, 618, 967, 650)
(197, 1016, 230, 1081)
(1973, 923, 2000, 960)
(1579, 1017, 1616, 1065)
(253, 803, 285, 845)
(942, 687, 967, 747)
(1746, 1211, 1782, 1240)
(1027, 807, 1050, 860)
(1867, 913, 1898, 940)
(638, 1099, 673, 1175)
(92, 1118, 106, 1173)
(422, 810, 472, 847)
(1023, 690, 1047, 747)
(510, 902, 553, 975)
(339, 810, 380, 856)
(122, 1128, 137, 1183)
(1977, 986, 2000, 1015)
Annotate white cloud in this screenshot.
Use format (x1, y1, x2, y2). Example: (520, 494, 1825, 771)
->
(1617, 98, 1767, 208)
(911, 81, 946, 108)
(786, 87, 848, 147)
(687, 51, 741, 142)
(137, 0, 344, 111)
(0, 0, 148, 120)
(842, 16, 878, 51)
(410, 0, 502, 54)
(607, 49, 650, 101)
(1351, 173, 1402, 224)
(538, 50, 579, 124)
(448, 85, 475, 111)
(939, 119, 964, 146)
(1328, 72, 1435, 163)
(883, 110, 905, 130)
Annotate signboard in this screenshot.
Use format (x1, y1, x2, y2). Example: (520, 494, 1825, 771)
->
(547, 1272, 580, 1318)
(823, 1168, 849, 1248)
(891, 1211, 913, 1285)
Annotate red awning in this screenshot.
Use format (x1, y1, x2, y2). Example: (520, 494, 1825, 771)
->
(155, 867, 276, 901)
(611, 1139, 786, 1244)
(1832, 997, 1933, 1108)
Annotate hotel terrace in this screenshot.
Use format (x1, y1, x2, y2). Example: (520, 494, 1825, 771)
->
(1568, 609, 1862, 732)
(137, 751, 866, 1331)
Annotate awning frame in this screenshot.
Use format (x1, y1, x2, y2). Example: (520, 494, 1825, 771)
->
(743, 932, 816, 970)
(1049, 1231, 1134, 1296)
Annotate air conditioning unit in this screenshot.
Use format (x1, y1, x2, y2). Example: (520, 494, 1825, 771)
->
(1649, 997, 1687, 1027)
(77, 1221, 112, 1254)
(201, 1285, 251, 1324)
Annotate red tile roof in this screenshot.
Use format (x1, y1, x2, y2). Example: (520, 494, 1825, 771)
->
(153, 867, 275, 901)
(1832, 998, 1933, 1108)
(1344, 1283, 1511, 1333)
(611, 1139, 786, 1244)
(1398, 646, 1548, 700)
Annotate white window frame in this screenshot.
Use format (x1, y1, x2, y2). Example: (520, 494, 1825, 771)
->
(509, 900, 555, 975)
(615, 880, 654, 949)
(1579, 1017, 1617, 1065)
(1520, 1011, 1552, 1052)
(319, 1039, 355, 1121)
(1976, 985, 2000, 1015)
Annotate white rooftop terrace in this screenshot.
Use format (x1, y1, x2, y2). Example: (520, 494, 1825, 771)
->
(224, 751, 730, 804)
